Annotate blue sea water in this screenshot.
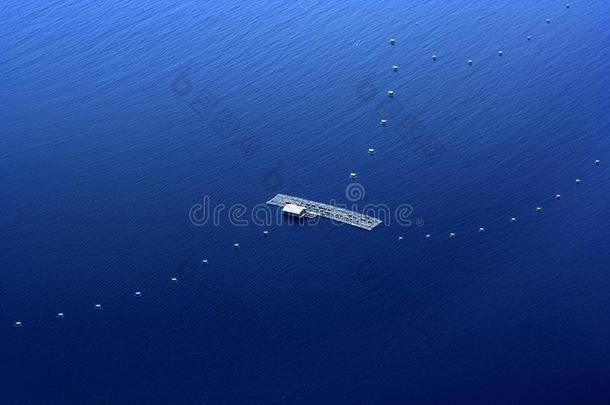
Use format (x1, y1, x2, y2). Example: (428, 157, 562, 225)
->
(2, 0, 610, 403)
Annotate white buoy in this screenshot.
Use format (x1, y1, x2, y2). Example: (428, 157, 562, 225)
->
(398, 236, 404, 241)
(511, 217, 517, 223)
(368, 148, 376, 155)
(432, 54, 437, 61)
(380, 119, 388, 126)
(527, 36, 532, 41)
(425, 234, 431, 239)
(392, 65, 399, 72)
(595, 159, 600, 166)
(468, 59, 473, 65)
(233, 243, 240, 249)
(387, 90, 395, 97)
(546, 18, 551, 24)
(57, 312, 64, 319)
(536, 206, 543, 212)
(171, 277, 178, 283)
(449, 232, 456, 238)
(575, 178, 581, 184)
(134, 291, 142, 298)
(479, 227, 485, 233)
(14, 321, 22, 328)
(202, 259, 209, 265)
(498, 50, 503, 56)
(350, 172, 358, 179)
(555, 194, 561, 200)
(389, 38, 395, 45)
(566, 3, 570, 8)
(263, 230, 269, 237)
(95, 304, 102, 310)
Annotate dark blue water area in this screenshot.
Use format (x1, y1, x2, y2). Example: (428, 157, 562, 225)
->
(2, 1, 610, 403)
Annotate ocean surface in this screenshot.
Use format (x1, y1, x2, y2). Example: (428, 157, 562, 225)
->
(2, 1, 610, 403)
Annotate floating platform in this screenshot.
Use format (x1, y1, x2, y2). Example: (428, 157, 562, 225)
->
(267, 194, 382, 231)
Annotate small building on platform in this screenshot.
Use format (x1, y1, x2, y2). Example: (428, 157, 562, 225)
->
(282, 204, 307, 218)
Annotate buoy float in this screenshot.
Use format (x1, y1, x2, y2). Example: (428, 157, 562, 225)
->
(575, 178, 581, 184)
(511, 217, 517, 223)
(368, 148, 376, 155)
(380, 119, 388, 126)
(57, 312, 65, 319)
(432, 54, 437, 61)
(555, 194, 561, 200)
(479, 227, 485, 233)
(392, 65, 399, 72)
(350, 172, 358, 179)
(263, 230, 270, 237)
(233, 243, 240, 249)
(468, 59, 473, 65)
(449, 232, 456, 238)
(134, 291, 142, 298)
(389, 38, 395, 45)
(498, 50, 503, 56)
(387, 90, 395, 97)
(14, 321, 22, 328)
(536, 207, 543, 212)
(95, 304, 102, 310)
